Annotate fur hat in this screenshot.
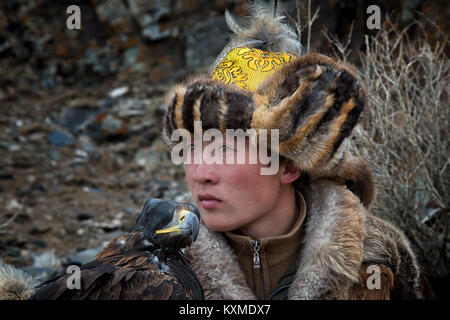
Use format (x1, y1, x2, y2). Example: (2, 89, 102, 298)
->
(162, 2, 367, 175)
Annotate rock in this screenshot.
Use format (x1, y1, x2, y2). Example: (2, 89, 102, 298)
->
(67, 247, 104, 266)
(17, 185, 32, 197)
(97, 230, 125, 243)
(12, 151, 34, 168)
(95, 0, 134, 34)
(108, 86, 129, 99)
(74, 149, 89, 159)
(48, 149, 62, 161)
(120, 215, 137, 232)
(128, 0, 170, 27)
(113, 98, 150, 117)
(134, 139, 169, 173)
(142, 24, 178, 41)
(62, 106, 100, 134)
(31, 250, 62, 272)
(85, 113, 127, 141)
(80, 45, 120, 77)
(15, 251, 63, 283)
(174, 191, 193, 203)
(144, 178, 172, 197)
(76, 135, 97, 154)
(134, 147, 162, 172)
(67, 98, 99, 109)
(28, 131, 45, 142)
(48, 131, 73, 147)
(8, 144, 21, 152)
(18, 123, 49, 135)
(85, 213, 123, 233)
(29, 221, 52, 235)
(76, 212, 94, 221)
(98, 113, 127, 136)
(0, 170, 13, 180)
(30, 240, 48, 248)
(6, 199, 23, 212)
(185, 16, 230, 69)
(21, 266, 59, 284)
(1, 252, 28, 268)
(127, 0, 178, 41)
(99, 99, 114, 108)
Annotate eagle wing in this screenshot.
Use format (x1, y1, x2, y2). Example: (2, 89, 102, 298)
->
(31, 231, 203, 300)
(31, 258, 192, 300)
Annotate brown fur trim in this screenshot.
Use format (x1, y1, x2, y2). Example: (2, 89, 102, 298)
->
(309, 154, 377, 209)
(362, 214, 424, 299)
(189, 224, 256, 300)
(289, 180, 366, 299)
(348, 263, 394, 300)
(162, 76, 255, 148)
(163, 53, 366, 177)
(250, 53, 366, 172)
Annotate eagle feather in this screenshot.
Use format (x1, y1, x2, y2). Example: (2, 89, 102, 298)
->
(30, 231, 203, 300)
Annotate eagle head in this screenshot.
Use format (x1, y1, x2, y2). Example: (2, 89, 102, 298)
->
(134, 198, 200, 250)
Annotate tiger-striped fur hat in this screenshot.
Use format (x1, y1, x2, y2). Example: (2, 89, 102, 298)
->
(162, 1, 367, 176)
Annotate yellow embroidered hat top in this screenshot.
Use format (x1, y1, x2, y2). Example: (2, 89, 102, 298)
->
(211, 47, 296, 91)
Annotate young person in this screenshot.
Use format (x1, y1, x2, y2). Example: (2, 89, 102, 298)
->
(161, 3, 427, 300)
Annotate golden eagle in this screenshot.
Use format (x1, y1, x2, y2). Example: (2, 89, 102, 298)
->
(30, 198, 203, 300)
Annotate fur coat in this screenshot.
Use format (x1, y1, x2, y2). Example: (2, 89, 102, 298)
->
(187, 155, 426, 300)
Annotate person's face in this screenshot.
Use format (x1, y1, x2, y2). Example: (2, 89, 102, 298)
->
(184, 136, 297, 233)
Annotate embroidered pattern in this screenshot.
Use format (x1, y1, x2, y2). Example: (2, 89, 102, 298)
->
(212, 47, 296, 91)
(211, 58, 249, 90)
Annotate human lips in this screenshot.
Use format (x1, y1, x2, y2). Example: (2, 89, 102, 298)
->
(197, 193, 222, 209)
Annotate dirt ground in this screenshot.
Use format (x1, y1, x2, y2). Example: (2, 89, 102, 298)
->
(0, 76, 189, 276)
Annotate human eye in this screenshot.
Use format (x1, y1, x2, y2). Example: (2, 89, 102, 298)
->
(220, 144, 234, 152)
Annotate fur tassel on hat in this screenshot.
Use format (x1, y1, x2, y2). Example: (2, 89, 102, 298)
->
(211, 1, 303, 72)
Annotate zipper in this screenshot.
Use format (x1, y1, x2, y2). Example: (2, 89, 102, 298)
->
(252, 240, 265, 299)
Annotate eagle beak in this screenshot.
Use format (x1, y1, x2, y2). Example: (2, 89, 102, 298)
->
(155, 209, 200, 241)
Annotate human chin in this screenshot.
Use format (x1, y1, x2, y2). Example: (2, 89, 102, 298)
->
(201, 210, 239, 232)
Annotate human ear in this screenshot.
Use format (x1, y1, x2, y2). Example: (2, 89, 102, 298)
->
(280, 159, 301, 185)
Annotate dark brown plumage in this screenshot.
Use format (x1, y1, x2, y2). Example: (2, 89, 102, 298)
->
(30, 199, 203, 300)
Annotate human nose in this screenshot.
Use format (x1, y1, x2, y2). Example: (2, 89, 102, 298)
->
(191, 163, 219, 185)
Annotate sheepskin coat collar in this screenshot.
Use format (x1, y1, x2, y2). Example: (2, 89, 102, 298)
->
(188, 156, 424, 300)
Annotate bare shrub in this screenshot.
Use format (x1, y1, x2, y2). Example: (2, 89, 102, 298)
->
(350, 19, 449, 277)
(284, 0, 320, 53)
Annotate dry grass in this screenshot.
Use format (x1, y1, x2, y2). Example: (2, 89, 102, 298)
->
(288, 0, 449, 277)
(284, 0, 320, 53)
(347, 19, 449, 277)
